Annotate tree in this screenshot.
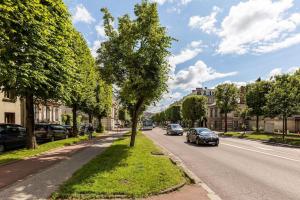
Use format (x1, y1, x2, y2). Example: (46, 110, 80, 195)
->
(64, 30, 97, 136)
(93, 78, 113, 133)
(97, 1, 172, 147)
(165, 105, 182, 123)
(215, 83, 239, 133)
(182, 95, 207, 128)
(0, 0, 74, 148)
(246, 79, 272, 132)
(265, 74, 300, 139)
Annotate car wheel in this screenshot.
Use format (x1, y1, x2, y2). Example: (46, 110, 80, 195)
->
(0, 145, 5, 153)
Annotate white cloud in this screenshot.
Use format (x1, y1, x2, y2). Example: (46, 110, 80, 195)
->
(216, 0, 300, 54)
(170, 60, 238, 90)
(168, 40, 203, 73)
(95, 22, 106, 38)
(189, 6, 220, 34)
(72, 4, 95, 24)
(90, 40, 103, 57)
(220, 80, 248, 88)
(147, 91, 184, 113)
(267, 66, 300, 79)
(152, 0, 191, 5)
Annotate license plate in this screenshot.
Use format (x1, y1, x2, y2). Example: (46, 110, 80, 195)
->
(209, 142, 215, 144)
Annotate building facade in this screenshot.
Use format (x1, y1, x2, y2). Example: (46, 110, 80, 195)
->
(0, 90, 25, 125)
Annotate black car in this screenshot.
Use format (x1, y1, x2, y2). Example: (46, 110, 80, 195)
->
(167, 124, 184, 135)
(0, 124, 26, 153)
(35, 124, 69, 142)
(186, 128, 219, 146)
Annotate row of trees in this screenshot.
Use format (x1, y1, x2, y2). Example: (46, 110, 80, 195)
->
(153, 70, 300, 137)
(0, 0, 112, 149)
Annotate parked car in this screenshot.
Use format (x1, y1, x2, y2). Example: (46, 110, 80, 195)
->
(35, 124, 69, 142)
(63, 125, 73, 135)
(166, 124, 184, 135)
(0, 124, 26, 153)
(186, 128, 219, 146)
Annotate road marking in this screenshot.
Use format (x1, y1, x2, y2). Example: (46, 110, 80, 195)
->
(222, 143, 300, 163)
(255, 146, 273, 151)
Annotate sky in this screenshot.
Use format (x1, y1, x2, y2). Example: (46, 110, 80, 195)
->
(64, 0, 300, 113)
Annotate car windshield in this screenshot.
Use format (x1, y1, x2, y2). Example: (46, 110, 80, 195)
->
(171, 124, 182, 129)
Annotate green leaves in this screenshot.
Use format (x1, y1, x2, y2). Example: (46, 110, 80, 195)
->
(246, 79, 272, 117)
(182, 95, 207, 127)
(0, 0, 74, 99)
(215, 83, 239, 114)
(265, 74, 300, 118)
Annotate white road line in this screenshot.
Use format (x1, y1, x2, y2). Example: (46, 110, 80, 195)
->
(254, 146, 273, 151)
(222, 143, 300, 163)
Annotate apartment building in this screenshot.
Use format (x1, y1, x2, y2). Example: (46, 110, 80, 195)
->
(193, 87, 247, 131)
(0, 90, 25, 125)
(0, 91, 62, 126)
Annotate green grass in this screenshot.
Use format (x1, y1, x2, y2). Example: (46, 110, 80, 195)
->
(0, 135, 89, 165)
(223, 132, 300, 146)
(52, 132, 186, 199)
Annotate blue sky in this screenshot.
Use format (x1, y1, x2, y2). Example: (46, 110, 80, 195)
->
(64, 0, 300, 112)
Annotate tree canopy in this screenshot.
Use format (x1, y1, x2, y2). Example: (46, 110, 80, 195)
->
(182, 95, 207, 128)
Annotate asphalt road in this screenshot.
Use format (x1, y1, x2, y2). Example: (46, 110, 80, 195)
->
(146, 127, 300, 200)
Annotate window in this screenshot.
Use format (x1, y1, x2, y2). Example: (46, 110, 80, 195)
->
(4, 113, 15, 124)
(215, 108, 218, 117)
(3, 90, 16, 102)
(210, 108, 213, 117)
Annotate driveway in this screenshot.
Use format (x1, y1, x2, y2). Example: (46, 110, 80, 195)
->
(146, 127, 300, 200)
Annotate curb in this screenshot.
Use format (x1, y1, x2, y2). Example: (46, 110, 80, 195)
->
(147, 135, 222, 200)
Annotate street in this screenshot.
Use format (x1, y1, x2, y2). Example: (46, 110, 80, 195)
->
(146, 128, 300, 200)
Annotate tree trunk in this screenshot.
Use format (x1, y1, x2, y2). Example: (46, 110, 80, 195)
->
(224, 113, 228, 133)
(130, 112, 138, 147)
(129, 98, 144, 147)
(72, 104, 78, 137)
(97, 116, 103, 133)
(88, 113, 93, 124)
(282, 116, 285, 140)
(25, 93, 37, 149)
(285, 117, 288, 135)
(256, 115, 259, 133)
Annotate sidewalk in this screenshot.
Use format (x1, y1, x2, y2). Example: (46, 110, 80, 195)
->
(0, 131, 125, 200)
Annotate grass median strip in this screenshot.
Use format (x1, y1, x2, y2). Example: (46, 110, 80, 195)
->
(52, 132, 186, 199)
(0, 135, 89, 165)
(224, 132, 300, 146)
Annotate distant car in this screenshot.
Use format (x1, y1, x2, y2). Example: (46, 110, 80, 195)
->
(35, 124, 69, 142)
(166, 124, 184, 136)
(186, 128, 219, 146)
(0, 124, 26, 153)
